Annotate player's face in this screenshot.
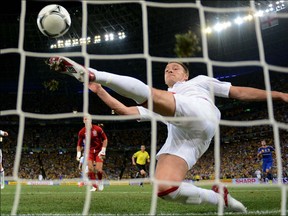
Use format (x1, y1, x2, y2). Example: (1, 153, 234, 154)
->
(164, 63, 189, 88)
(141, 145, 145, 151)
(83, 117, 91, 125)
(261, 140, 266, 146)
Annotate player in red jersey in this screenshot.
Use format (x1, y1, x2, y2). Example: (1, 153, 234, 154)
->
(76, 116, 108, 191)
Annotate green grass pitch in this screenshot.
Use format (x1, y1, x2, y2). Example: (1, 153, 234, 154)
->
(0, 183, 287, 215)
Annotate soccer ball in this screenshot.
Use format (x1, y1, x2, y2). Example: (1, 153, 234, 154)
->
(37, 4, 71, 38)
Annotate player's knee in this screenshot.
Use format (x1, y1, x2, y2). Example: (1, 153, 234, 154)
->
(140, 170, 146, 175)
(157, 185, 179, 200)
(96, 169, 103, 173)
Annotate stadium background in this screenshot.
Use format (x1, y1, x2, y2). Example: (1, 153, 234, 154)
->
(0, 0, 288, 188)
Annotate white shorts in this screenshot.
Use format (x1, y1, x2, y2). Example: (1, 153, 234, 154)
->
(158, 95, 220, 169)
(139, 94, 220, 170)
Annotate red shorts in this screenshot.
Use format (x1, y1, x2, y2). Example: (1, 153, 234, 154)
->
(88, 151, 103, 163)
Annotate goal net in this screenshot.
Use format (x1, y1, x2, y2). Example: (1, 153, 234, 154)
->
(1, 0, 288, 215)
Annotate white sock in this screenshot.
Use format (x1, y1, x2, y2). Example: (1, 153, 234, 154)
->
(89, 68, 150, 104)
(162, 182, 222, 205)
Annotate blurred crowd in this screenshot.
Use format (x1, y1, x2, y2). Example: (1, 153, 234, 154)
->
(1, 114, 287, 181)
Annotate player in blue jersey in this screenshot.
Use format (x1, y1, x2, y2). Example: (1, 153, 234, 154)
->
(257, 140, 275, 183)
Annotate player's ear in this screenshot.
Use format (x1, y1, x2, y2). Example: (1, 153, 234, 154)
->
(184, 74, 189, 81)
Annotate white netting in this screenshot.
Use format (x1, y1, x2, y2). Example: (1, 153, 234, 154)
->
(1, 0, 288, 215)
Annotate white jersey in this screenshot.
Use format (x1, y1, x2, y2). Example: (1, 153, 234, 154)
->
(168, 75, 230, 100)
(138, 75, 231, 169)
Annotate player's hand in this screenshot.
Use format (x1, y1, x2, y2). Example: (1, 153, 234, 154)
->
(76, 151, 81, 161)
(98, 147, 106, 160)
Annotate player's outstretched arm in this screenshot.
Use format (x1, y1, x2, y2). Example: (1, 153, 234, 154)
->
(88, 83, 139, 115)
(229, 86, 288, 102)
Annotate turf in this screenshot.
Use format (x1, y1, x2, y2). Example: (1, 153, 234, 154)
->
(0, 183, 286, 215)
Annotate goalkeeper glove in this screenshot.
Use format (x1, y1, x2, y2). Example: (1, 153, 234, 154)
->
(98, 147, 106, 159)
(76, 151, 81, 161)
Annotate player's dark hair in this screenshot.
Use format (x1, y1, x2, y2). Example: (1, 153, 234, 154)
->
(168, 61, 189, 77)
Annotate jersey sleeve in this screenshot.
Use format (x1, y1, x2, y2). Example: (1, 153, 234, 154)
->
(77, 129, 84, 147)
(100, 129, 108, 141)
(206, 76, 231, 98)
(133, 151, 139, 158)
(269, 146, 275, 151)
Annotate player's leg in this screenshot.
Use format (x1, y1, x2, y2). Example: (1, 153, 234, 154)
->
(135, 171, 140, 178)
(135, 164, 141, 179)
(78, 166, 84, 187)
(47, 57, 150, 104)
(0, 164, 4, 189)
(262, 163, 268, 183)
(0, 150, 4, 189)
(156, 154, 219, 204)
(266, 161, 273, 182)
(155, 154, 247, 213)
(139, 167, 147, 187)
(91, 77, 176, 116)
(79, 164, 89, 187)
(87, 156, 98, 191)
(140, 169, 146, 177)
(95, 155, 104, 191)
(47, 56, 176, 116)
(135, 164, 145, 186)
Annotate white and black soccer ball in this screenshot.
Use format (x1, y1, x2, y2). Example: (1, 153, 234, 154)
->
(37, 4, 71, 38)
